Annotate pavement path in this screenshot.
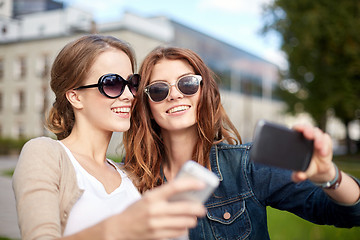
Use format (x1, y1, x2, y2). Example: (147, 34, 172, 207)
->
(0, 155, 21, 240)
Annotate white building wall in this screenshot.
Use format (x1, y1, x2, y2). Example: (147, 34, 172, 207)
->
(0, 35, 79, 138)
(0, 0, 13, 19)
(0, 7, 93, 43)
(20, 11, 66, 38)
(221, 90, 286, 143)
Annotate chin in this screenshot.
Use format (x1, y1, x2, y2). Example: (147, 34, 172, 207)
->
(114, 124, 130, 133)
(170, 122, 197, 131)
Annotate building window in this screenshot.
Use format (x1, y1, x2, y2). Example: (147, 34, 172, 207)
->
(14, 56, 26, 78)
(13, 90, 25, 113)
(240, 75, 263, 97)
(0, 58, 3, 80)
(18, 123, 25, 138)
(36, 54, 50, 79)
(2, 25, 7, 35)
(12, 123, 25, 139)
(0, 92, 2, 112)
(19, 90, 25, 112)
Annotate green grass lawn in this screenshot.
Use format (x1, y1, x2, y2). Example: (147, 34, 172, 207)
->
(0, 237, 15, 240)
(267, 207, 360, 240)
(1, 169, 14, 177)
(267, 154, 360, 239)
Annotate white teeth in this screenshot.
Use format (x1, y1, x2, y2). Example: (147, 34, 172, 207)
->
(168, 106, 189, 114)
(112, 107, 130, 113)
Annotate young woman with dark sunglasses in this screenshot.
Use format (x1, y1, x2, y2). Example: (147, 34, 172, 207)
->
(12, 36, 206, 240)
(123, 46, 360, 239)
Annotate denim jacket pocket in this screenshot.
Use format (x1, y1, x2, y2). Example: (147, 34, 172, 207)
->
(207, 199, 251, 240)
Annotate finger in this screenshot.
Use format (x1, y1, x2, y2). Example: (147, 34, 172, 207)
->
(296, 126, 324, 154)
(149, 228, 189, 240)
(312, 128, 332, 158)
(145, 178, 206, 201)
(143, 215, 195, 240)
(149, 215, 199, 230)
(315, 132, 332, 157)
(292, 171, 308, 182)
(320, 132, 332, 157)
(313, 127, 324, 150)
(142, 198, 206, 219)
(152, 201, 207, 217)
(293, 124, 314, 140)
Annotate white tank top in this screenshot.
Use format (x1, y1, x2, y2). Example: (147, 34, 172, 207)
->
(58, 141, 141, 236)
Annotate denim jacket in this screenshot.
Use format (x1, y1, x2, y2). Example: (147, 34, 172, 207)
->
(189, 142, 360, 240)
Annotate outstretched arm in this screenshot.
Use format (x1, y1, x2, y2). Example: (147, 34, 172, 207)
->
(292, 125, 360, 205)
(62, 178, 206, 240)
(14, 138, 206, 240)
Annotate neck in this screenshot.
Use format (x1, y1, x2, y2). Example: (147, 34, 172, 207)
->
(61, 122, 113, 166)
(161, 126, 198, 181)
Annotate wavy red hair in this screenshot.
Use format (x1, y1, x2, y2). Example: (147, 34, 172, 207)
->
(123, 47, 241, 193)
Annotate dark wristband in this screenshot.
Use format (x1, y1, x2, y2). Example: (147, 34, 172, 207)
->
(313, 163, 342, 190)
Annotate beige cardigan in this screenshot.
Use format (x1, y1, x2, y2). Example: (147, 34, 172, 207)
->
(12, 137, 83, 240)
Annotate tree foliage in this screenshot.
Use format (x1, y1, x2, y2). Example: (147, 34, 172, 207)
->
(262, 0, 360, 131)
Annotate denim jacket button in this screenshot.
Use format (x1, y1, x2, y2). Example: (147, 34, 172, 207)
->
(223, 211, 231, 220)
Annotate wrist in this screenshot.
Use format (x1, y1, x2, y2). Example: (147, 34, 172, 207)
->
(101, 215, 118, 240)
(312, 163, 342, 190)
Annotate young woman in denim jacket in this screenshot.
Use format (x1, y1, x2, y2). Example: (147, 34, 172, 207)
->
(13, 36, 206, 240)
(123, 46, 360, 239)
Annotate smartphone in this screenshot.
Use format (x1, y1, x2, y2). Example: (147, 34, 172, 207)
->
(169, 160, 220, 203)
(250, 120, 314, 171)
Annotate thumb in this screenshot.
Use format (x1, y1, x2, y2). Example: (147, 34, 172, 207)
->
(292, 171, 307, 183)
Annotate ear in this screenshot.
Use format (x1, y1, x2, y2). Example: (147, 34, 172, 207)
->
(66, 89, 84, 110)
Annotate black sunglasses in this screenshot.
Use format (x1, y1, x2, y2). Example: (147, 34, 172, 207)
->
(74, 73, 140, 98)
(144, 75, 202, 102)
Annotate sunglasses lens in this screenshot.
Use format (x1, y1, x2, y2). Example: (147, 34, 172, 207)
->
(178, 76, 200, 95)
(129, 74, 140, 96)
(102, 75, 124, 98)
(148, 82, 170, 102)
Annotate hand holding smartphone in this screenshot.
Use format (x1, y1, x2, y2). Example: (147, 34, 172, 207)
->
(169, 160, 219, 203)
(250, 120, 314, 171)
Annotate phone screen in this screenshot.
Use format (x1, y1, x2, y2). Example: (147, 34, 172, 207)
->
(250, 120, 313, 171)
(169, 160, 219, 203)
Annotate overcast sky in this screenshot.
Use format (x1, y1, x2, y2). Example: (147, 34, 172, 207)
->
(60, 0, 287, 69)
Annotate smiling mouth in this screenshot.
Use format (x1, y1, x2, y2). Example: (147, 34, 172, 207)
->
(167, 105, 190, 114)
(111, 107, 130, 114)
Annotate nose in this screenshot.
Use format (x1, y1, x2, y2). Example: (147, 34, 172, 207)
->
(168, 83, 183, 101)
(119, 85, 134, 101)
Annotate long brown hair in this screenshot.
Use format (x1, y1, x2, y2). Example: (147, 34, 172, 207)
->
(46, 34, 137, 140)
(123, 47, 241, 193)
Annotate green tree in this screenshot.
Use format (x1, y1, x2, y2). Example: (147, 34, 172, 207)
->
(262, 0, 360, 154)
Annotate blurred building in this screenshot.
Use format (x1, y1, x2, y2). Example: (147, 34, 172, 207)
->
(99, 14, 284, 140)
(12, 0, 64, 17)
(0, 0, 284, 154)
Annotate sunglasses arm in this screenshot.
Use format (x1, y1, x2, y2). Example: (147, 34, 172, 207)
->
(73, 84, 99, 90)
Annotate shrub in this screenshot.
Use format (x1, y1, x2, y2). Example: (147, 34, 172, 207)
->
(0, 138, 29, 155)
